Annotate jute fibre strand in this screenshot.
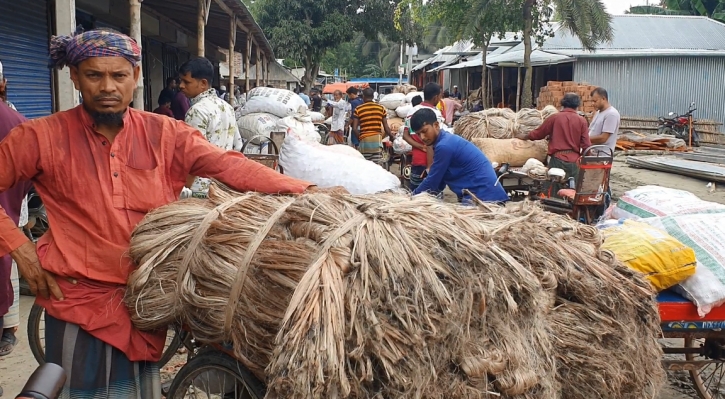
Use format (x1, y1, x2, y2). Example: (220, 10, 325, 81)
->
(125, 184, 665, 399)
(456, 106, 559, 141)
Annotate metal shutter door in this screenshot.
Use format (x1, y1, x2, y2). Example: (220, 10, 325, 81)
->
(0, 0, 52, 118)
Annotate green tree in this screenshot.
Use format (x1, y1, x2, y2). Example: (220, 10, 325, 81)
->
(417, 0, 520, 107)
(660, 0, 725, 21)
(519, 0, 613, 107)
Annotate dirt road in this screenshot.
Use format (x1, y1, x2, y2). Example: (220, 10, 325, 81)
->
(2, 159, 723, 398)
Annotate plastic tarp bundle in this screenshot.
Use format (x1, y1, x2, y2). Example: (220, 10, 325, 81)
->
(471, 138, 548, 167)
(237, 113, 281, 143)
(396, 104, 413, 119)
(600, 220, 696, 292)
(641, 214, 725, 316)
(610, 186, 725, 220)
(405, 91, 424, 104)
(308, 111, 326, 123)
(279, 134, 400, 194)
(241, 87, 308, 118)
(379, 93, 406, 110)
(277, 114, 320, 144)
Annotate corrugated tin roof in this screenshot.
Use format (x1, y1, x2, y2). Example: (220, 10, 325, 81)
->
(543, 15, 725, 56)
(413, 40, 474, 71)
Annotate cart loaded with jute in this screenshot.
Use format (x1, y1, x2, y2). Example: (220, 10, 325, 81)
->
(125, 184, 665, 399)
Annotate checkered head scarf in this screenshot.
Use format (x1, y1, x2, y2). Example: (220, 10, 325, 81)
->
(49, 27, 141, 69)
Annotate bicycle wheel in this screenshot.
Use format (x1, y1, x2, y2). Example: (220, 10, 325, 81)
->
(27, 304, 46, 365)
(27, 303, 182, 368)
(166, 349, 265, 399)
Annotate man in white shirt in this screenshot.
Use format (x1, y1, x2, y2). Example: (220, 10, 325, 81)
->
(588, 87, 620, 154)
(179, 57, 243, 198)
(325, 90, 350, 144)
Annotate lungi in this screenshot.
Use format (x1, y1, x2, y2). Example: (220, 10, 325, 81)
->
(328, 130, 344, 144)
(45, 314, 161, 399)
(359, 135, 383, 164)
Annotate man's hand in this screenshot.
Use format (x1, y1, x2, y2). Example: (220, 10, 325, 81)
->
(306, 186, 349, 195)
(11, 241, 63, 300)
(515, 133, 530, 141)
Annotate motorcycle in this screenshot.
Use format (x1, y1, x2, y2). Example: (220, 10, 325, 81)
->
(657, 101, 700, 147)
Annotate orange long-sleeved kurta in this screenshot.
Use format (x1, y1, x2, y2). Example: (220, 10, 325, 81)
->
(0, 106, 311, 361)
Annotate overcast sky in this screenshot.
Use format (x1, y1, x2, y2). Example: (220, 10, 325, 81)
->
(602, 0, 654, 14)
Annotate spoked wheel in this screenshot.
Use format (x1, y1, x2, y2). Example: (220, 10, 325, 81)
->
(27, 304, 183, 368)
(27, 304, 46, 365)
(686, 336, 725, 399)
(166, 350, 265, 399)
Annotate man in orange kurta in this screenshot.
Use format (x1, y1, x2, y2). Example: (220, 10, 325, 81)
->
(0, 29, 317, 398)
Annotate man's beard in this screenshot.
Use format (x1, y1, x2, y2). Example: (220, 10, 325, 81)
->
(84, 105, 125, 127)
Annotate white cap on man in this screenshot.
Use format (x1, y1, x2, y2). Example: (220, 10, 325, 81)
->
(220, 85, 227, 91)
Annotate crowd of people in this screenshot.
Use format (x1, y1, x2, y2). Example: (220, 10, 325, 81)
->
(0, 26, 620, 399)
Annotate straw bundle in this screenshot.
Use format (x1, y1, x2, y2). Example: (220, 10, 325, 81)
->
(456, 106, 560, 141)
(126, 185, 664, 399)
(393, 84, 418, 94)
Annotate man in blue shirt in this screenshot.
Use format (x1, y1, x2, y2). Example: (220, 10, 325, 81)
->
(411, 108, 509, 204)
(295, 87, 311, 107)
(346, 87, 364, 148)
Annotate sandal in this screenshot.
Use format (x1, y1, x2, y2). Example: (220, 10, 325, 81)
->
(0, 329, 18, 357)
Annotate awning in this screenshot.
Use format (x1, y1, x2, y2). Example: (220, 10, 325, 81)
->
(487, 49, 574, 67)
(322, 82, 369, 94)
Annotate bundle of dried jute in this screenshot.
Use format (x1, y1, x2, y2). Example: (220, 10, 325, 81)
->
(456, 106, 560, 141)
(125, 184, 664, 399)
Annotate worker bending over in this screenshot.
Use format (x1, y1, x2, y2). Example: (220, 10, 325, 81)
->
(411, 108, 508, 204)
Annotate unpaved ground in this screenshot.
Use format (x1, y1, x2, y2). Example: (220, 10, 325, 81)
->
(2, 159, 723, 398)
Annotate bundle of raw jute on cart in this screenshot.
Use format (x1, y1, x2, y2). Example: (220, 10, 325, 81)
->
(456, 106, 559, 141)
(125, 184, 664, 399)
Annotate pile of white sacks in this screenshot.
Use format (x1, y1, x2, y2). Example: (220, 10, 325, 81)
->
(237, 87, 401, 194)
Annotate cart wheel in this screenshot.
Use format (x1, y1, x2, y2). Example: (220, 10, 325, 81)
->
(27, 304, 183, 368)
(27, 304, 46, 365)
(686, 336, 725, 399)
(166, 350, 265, 399)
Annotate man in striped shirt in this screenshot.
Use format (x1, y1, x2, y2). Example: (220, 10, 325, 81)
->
(352, 88, 393, 164)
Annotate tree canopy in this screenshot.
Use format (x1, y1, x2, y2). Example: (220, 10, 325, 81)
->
(627, 0, 725, 22)
(254, 0, 419, 88)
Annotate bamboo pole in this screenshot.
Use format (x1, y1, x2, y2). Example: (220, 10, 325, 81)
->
(228, 15, 236, 104)
(129, 0, 144, 110)
(256, 47, 261, 88)
(245, 36, 251, 92)
(516, 66, 522, 111)
(197, 0, 212, 57)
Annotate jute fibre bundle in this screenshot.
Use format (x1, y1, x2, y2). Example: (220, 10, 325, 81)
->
(456, 106, 560, 141)
(512, 106, 559, 137)
(455, 108, 516, 140)
(125, 185, 664, 399)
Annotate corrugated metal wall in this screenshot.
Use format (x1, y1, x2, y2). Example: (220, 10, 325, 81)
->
(573, 57, 725, 125)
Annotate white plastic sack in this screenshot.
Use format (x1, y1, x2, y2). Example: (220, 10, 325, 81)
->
(405, 91, 424, 103)
(641, 213, 725, 316)
(379, 93, 406, 110)
(396, 104, 413, 119)
(611, 186, 725, 220)
(237, 113, 280, 142)
(279, 135, 400, 194)
(309, 111, 326, 123)
(393, 136, 413, 154)
(278, 114, 320, 144)
(285, 126, 364, 160)
(241, 87, 308, 118)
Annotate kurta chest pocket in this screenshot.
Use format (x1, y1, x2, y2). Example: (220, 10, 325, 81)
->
(122, 165, 167, 212)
